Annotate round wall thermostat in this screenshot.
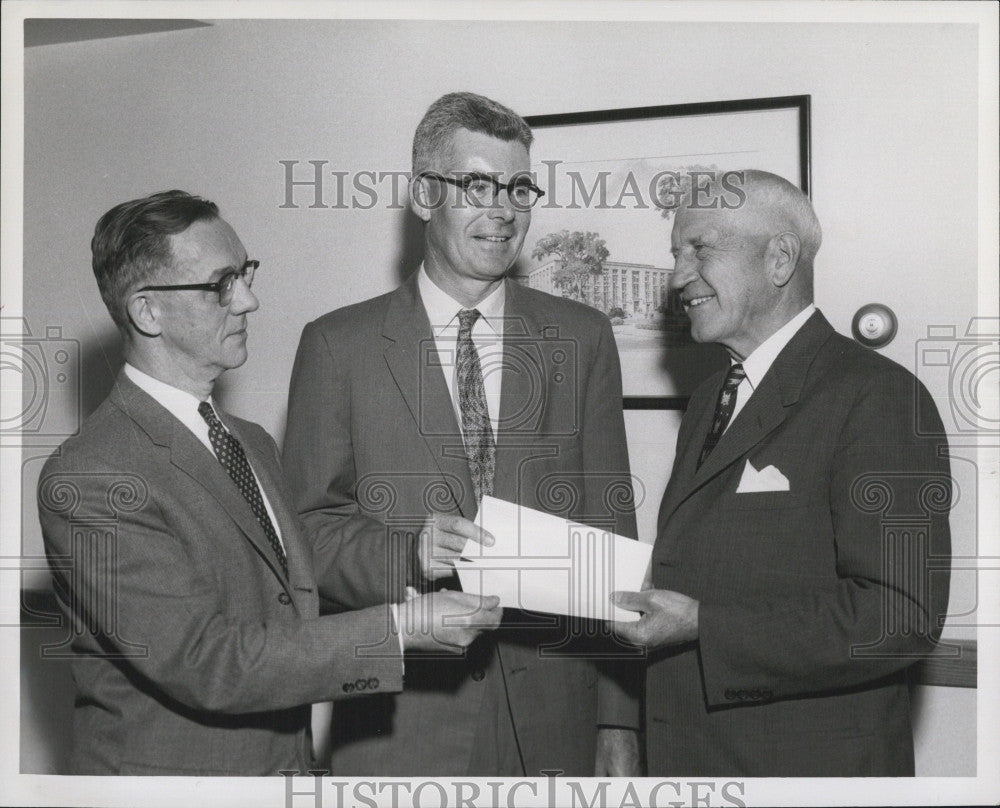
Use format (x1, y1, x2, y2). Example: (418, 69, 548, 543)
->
(852, 303, 898, 348)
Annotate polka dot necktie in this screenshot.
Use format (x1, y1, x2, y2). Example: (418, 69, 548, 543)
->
(198, 401, 288, 578)
(697, 363, 746, 469)
(456, 309, 496, 502)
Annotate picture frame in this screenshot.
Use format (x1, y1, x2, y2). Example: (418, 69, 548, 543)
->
(518, 95, 812, 408)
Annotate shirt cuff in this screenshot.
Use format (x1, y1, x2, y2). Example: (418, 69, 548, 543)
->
(390, 602, 405, 672)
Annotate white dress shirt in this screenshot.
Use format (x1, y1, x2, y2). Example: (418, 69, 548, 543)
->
(726, 304, 816, 432)
(417, 265, 505, 436)
(123, 363, 285, 550)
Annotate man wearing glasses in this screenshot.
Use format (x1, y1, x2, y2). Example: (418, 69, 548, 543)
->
(36, 190, 500, 775)
(284, 93, 640, 776)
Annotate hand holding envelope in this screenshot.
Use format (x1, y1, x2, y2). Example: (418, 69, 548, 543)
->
(609, 588, 700, 650)
(455, 496, 652, 623)
(417, 512, 495, 580)
(608, 461, 792, 648)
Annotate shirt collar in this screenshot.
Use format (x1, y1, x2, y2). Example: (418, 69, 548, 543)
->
(417, 264, 505, 337)
(738, 304, 816, 392)
(123, 362, 219, 434)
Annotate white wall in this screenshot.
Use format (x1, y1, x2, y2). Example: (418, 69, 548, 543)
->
(19, 18, 987, 776)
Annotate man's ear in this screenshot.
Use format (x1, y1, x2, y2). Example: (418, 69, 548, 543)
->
(409, 175, 435, 223)
(126, 292, 162, 338)
(767, 231, 801, 288)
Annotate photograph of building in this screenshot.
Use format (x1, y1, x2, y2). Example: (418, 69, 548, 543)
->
(519, 258, 675, 318)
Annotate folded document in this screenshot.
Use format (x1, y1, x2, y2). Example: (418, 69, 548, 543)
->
(455, 496, 651, 623)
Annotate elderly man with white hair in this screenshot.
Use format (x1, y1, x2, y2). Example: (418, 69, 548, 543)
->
(613, 170, 952, 777)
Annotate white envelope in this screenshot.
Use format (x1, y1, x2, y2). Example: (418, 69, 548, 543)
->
(456, 496, 651, 622)
(735, 460, 790, 493)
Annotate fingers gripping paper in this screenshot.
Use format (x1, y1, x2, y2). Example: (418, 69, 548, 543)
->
(456, 496, 651, 622)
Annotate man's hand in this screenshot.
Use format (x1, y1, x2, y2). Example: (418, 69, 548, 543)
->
(610, 589, 699, 651)
(594, 727, 643, 777)
(418, 513, 494, 581)
(397, 591, 502, 653)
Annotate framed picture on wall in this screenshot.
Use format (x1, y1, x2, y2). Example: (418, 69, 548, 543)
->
(517, 95, 812, 408)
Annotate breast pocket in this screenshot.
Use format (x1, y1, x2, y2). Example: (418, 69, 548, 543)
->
(731, 491, 802, 510)
(720, 500, 835, 581)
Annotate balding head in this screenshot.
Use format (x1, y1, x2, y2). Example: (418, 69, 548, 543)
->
(668, 170, 822, 359)
(732, 170, 822, 273)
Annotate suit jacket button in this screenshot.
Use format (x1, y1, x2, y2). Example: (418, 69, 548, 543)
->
(724, 689, 738, 700)
(277, 592, 292, 605)
(342, 682, 354, 693)
(736, 690, 748, 701)
(355, 678, 367, 691)
(471, 668, 486, 682)
(367, 678, 379, 690)
(761, 689, 773, 700)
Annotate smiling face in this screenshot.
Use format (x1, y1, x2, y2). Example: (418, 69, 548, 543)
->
(152, 217, 259, 391)
(416, 128, 531, 306)
(668, 206, 777, 360)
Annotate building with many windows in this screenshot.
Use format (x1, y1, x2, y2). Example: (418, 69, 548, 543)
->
(518, 259, 676, 318)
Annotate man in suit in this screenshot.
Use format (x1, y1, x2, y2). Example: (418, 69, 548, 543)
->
(37, 190, 500, 776)
(612, 170, 952, 776)
(283, 92, 640, 776)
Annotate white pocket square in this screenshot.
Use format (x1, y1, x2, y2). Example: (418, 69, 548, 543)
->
(736, 460, 790, 493)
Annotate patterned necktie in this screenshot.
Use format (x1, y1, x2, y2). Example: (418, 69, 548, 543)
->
(697, 363, 746, 468)
(198, 401, 288, 578)
(456, 308, 496, 501)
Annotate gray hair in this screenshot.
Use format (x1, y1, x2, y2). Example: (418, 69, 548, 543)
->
(412, 92, 533, 177)
(91, 190, 219, 331)
(732, 170, 822, 268)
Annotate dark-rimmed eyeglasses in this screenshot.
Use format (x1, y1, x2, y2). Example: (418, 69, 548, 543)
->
(419, 172, 545, 210)
(137, 260, 259, 307)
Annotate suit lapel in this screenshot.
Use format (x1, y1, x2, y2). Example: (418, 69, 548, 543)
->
(657, 380, 718, 528)
(661, 311, 835, 520)
(223, 418, 305, 599)
(492, 281, 551, 503)
(689, 379, 787, 487)
(110, 373, 292, 593)
(381, 274, 476, 519)
(169, 422, 293, 589)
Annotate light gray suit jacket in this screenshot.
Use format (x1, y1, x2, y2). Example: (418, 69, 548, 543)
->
(284, 275, 638, 776)
(37, 372, 403, 775)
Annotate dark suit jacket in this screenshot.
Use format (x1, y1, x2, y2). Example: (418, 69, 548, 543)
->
(646, 311, 951, 776)
(283, 274, 638, 776)
(37, 373, 403, 775)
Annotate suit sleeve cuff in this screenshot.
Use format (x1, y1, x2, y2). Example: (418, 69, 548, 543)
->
(698, 602, 774, 707)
